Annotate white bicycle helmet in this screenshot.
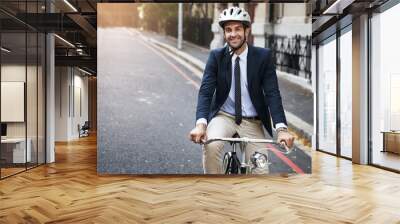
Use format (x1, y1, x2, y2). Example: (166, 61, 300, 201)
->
(218, 6, 251, 28)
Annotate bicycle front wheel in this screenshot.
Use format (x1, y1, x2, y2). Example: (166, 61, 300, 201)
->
(222, 152, 231, 174)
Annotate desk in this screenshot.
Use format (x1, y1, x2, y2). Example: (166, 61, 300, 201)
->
(381, 131, 400, 155)
(1, 138, 31, 163)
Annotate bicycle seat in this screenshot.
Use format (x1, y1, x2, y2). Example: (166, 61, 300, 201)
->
(230, 133, 240, 145)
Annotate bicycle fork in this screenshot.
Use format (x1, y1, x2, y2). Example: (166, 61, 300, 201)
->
(236, 142, 251, 174)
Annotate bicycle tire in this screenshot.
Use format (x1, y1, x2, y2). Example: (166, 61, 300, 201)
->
(222, 152, 231, 174)
(230, 152, 241, 174)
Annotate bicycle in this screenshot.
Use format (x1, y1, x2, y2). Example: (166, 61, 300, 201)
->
(202, 135, 295, 174)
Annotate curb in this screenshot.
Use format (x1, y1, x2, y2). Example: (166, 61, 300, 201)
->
(149, 38, 205, 75)
(285, 111, 313, 143)
(277, 71, 313, 93)
(165, 35, 210, 53)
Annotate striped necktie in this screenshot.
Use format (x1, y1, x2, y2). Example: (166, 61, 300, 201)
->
(234, 56, 242, 125)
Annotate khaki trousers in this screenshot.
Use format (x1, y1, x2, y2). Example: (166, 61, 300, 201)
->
(203, 111, 271, 174)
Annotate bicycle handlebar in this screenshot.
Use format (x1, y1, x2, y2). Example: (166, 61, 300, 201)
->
(201, 137, 295, 155)
(202, 137, 274, 145)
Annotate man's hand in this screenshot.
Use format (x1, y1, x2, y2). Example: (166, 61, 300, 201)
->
(189, 123, 207, 144)
(277, 129, 295, 148)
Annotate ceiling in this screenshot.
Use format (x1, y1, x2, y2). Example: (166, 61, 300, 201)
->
(1, 0, 98, 74)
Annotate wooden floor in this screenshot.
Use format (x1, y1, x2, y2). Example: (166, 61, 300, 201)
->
(1, 167, 26, 178)
(372, 150, 400, 171)
(0, 134, 400, 223)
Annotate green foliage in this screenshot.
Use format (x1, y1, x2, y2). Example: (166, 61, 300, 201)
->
(138, 3, 213, 47)
(139, 3, 178, 33)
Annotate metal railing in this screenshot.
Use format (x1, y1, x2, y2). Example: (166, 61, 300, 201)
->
(183, 17, 213, 48)
(265, 34, 312, 82)
(165, 16, 213, 48)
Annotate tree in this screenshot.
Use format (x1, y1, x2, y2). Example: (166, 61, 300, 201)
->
(140, 3, 178, 34)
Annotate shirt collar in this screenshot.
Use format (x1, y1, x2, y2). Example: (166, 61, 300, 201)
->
(231, 43, 248, 62)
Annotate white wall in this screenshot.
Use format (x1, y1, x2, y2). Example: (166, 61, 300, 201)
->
(1, 65, 25, 129)
(55, 67, 89, 141)
(1, 82, 25, 122)
(273, 4, 311, 37)
(1, 64, 46, 164)
(1, 65, 37, 138)
(72, 72, 89, 138)
(252, 3, 267, 48)
(1, 65, 26, 81)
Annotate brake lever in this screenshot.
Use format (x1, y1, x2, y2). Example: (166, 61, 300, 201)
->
(278, 140, 295, 154)
(200, 139, 207, 145)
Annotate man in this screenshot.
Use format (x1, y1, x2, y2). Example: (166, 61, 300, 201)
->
(189, 6, 294, 174)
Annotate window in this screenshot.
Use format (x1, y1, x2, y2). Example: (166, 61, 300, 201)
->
(317, 36, 337, 154)
(0, 1, 46, 179)
(370, 3, 400, 171)
(339, 28, 352, 158)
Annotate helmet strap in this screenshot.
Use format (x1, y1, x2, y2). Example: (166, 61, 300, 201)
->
(228, 31, 247, 57)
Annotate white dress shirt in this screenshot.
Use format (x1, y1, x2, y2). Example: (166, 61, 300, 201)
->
(220, 45, 257, 117)
(197, 44, 287, 130)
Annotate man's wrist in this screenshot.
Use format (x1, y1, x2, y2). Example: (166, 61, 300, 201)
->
(196, 118, 208, 126)
(275, 123, 287, 134)
(196, 118, 207, 130)
(275, 123, 287, 130)
(276, 126, 288, 134)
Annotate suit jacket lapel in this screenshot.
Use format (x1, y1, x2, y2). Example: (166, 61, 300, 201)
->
(247, 45, 255, 89)
(223, 46, 232, 90)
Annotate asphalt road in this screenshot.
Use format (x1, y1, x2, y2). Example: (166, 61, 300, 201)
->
(98, 28, 311, 174)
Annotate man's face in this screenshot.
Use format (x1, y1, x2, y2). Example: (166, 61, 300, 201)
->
(223, 21, 249, 49)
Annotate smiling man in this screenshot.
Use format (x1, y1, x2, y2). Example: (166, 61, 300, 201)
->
(189, 6, 294, 174)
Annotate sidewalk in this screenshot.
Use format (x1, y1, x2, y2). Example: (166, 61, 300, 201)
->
(141, 30, 314, 142)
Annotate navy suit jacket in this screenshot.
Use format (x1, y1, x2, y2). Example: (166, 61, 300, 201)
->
(195, 45, 287, 137)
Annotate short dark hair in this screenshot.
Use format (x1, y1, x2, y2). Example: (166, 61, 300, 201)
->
(222, 21, 250, 30)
